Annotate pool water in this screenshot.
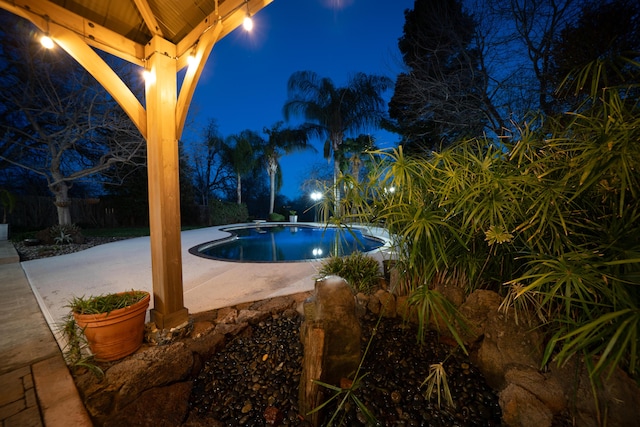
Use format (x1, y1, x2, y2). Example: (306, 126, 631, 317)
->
(190, 225, 384, 262)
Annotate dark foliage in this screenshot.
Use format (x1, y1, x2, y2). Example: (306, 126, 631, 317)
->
(388, 0, 487, 152)
(549, 0, 640, 111)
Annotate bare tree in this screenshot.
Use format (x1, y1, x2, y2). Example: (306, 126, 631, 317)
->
(388, 0, 501, 150)
(478, 0, 580, 117)
(0, 13, 145, 225)
(389, 0, 583, 149)
(189, 119, 234, 207)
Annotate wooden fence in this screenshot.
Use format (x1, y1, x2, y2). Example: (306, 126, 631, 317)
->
(6, 196, 209, 230)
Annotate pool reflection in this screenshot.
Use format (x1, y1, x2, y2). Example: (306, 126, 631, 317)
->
(192, 225, 383, 262)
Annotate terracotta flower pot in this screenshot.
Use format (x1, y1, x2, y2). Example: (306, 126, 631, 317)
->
(73, 291, 150, 361)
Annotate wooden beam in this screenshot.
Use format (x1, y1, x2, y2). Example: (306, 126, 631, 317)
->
(176, 22, 223, 137)
(176, 0, 273, 63)
(217, 0, 273, 41)
(49, 24, 148, 138)
(1, 0, 145, 66)
(133, 0, 164, 37)
(144, 36, 188, 330)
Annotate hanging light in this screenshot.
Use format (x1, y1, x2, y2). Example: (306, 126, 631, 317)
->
(40, 35, 54, 49)
(187, 49, 196, 66)
(242, 1, 253, 31)
(40, 17, 54, 49)
(143, 69, 155, 84)
(187, 42, 198, 66)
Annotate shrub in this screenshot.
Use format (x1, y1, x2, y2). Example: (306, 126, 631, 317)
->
(35, 224, 84, 245)
(317, 251, 382, 295)
(333, 56, 640, 385)
(269, 212, 285, 222)
(209, 200, 248, 225)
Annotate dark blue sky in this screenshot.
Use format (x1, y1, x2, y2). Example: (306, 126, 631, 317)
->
(184, 0, 414, 200)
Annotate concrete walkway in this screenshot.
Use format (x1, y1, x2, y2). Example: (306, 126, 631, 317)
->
(0, 240, 91, 427)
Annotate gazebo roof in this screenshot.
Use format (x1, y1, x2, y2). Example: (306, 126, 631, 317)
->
(3, 0, 271, 68)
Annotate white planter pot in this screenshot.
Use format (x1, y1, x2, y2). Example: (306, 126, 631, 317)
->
(289, 215, 298, 223)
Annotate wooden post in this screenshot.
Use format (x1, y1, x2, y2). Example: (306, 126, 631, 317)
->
(144, 36, 188, 329)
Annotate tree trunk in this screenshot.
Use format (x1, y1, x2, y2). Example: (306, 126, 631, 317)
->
(331, 134, 342, 217)
(333, 158, 341, 216)
(268, 159, 278, 214)
(236, 174, 242, 205)
(56, 205, 72, 226)
(52, 181, 72, 225)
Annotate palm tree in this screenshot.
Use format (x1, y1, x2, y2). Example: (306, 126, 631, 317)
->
(223, 130, 260, 205)
(262, 122, 316, 214)
(282, 71, 392, 213)
(336, 134, 378, 185)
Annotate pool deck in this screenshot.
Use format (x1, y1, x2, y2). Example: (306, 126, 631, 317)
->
(22, 223, 392, 351)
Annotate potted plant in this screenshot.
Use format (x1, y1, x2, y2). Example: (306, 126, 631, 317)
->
(66, 290, 150, 362)
(0, 188, 15, 240)
(289, 210, 298, 223)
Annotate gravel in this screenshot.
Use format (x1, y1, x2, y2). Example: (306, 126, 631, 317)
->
(14, 236, 131, 261)
(188, 312, 502, 426)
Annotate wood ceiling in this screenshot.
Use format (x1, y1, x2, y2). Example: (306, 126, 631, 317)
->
(1, 0, 272, 68)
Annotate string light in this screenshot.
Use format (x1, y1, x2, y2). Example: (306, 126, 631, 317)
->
(40, 17, 54, 49)
(41, 34, 54, 49)
(242, 1, 253, 31)
(143, 69, 155, 84)
(187, 42, 198, 66)
(187, 51, 196, 66)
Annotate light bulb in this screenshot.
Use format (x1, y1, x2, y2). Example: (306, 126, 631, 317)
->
(143, 69, 155, 84)
(41, 35, 54, 49)
(243, 15, 253, 31)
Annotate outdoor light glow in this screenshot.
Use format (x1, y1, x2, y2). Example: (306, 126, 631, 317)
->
(310, 191, 323, 201)
(40, 35, 54, 49)
(187, 54, 196, 66)
(312, 248, 323, 257)
(143, 69, 155, 84)
(243, 15, 253, 31)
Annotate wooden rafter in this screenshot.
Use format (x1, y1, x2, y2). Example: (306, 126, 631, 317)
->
(132, 0, 164, 37)
(0, 0, 145, 66)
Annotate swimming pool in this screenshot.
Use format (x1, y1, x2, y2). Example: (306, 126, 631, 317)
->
(189, 224, 385, 262)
